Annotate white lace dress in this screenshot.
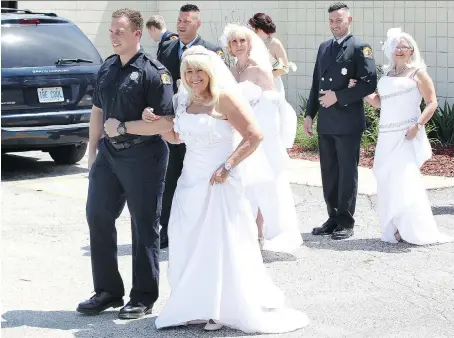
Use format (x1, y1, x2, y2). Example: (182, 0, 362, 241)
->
(374, 75, 453, 245)
(154, 95, 309, 333)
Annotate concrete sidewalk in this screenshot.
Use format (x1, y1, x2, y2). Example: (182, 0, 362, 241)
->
(286, 158, 454, 195)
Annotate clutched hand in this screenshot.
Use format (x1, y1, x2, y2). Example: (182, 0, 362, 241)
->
(209, 164, 230, 185)
(348, 79, 358, 88)
(142, 107, 160, 123)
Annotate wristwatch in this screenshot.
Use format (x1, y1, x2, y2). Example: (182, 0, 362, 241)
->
(117, 122, 127, 135)
(224, 162, 232, 171)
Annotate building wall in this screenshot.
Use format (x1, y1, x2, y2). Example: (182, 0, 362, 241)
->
(19, 1, 454, 110)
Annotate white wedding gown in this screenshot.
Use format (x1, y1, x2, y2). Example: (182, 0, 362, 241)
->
(374, 74, 453, 245)
(238, 81, 301, 253)
(154, 97, 309, 333)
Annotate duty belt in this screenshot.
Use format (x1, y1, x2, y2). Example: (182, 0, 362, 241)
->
(107, 136, 159, 150)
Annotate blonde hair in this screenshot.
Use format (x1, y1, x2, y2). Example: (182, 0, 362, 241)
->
(384, 31, 426, 74)
(180, 46, 220, 107)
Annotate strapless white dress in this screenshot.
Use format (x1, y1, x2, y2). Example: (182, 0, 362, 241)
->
(238, 80, 302, 253)
(154, 94, 309, 333)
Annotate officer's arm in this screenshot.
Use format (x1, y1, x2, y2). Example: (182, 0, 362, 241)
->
(88, 71, 104, 156)
(124, 70, 175, 136)
(305, 47, 322, 119)
(335, 43, 377, 106)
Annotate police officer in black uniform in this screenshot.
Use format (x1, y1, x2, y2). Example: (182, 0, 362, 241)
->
(304, 2, 377, 240)
(76, 9, 175, 320)
(157, 4, 224, 248)
(145, 15, 178, 57)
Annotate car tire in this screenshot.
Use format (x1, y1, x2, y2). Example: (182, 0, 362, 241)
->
(49, 143, 87, 165)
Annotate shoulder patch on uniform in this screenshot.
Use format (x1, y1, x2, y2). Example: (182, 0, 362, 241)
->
(170, 35, 178, 40)
(362, 46, 373, 59)
(161, 73, 171, 85)
(217, 49, 224, 56)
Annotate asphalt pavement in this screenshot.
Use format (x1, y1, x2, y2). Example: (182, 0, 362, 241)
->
(1, 151, 454, 338)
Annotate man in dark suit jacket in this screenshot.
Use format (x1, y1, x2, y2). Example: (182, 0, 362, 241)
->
(304, 2, 377, 240)
(146, 15, 178, 57)
(157, 4, 224, 248)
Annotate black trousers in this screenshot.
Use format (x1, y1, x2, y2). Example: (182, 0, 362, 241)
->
(318, 132, 362, 228)
(86, 138, 168, 305)
(159, 143, 186, 233)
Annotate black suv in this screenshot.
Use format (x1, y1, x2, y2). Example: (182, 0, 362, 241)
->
(1, 8, 103, 164)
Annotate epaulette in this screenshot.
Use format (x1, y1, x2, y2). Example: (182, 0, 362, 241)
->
(103, 54, 117, 62)
(144, 55, 166, 71)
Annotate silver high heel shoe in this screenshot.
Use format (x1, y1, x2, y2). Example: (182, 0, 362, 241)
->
(204, 320, 223, 331)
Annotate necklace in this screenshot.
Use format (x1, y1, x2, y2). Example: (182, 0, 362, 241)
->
(192, 94, 211, 105)
(237, 61, 250, 75)
(391, 65, 408, 76)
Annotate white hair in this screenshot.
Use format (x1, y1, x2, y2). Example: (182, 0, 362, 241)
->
(382, 29, 426, 74)
(220, 23, 272, 72)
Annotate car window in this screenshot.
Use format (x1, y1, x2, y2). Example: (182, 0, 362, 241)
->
(1, 23, 103, 68)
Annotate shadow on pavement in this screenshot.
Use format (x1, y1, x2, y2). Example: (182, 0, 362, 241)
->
(301, 233, 413, 253)
(1, 153, 88, 182)
(432, 205, 454, 216)
(80, 245, 296, 264)
(80, 245, 169, 262)
(1, 310, 262, 337)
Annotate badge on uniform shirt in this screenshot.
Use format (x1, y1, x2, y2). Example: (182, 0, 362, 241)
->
(362, 46, 373, 59)
(130, 71, 139, 81)
(341, 67, 347, 75)
(217, 49, 225, 60)
(161, 73, 171, 85)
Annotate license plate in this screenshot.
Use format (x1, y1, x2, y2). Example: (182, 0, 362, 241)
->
(37, 87, 64, 103)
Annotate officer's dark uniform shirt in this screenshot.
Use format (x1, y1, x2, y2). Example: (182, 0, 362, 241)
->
(92, 47, 174, 143)
(305, 34, 377, 135)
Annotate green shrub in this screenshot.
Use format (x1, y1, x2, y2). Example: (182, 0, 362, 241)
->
(430, 101, 454, 145)
(294, 115, 319, 151)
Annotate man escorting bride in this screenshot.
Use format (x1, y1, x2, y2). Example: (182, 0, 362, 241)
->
(148, 45, 309, 333)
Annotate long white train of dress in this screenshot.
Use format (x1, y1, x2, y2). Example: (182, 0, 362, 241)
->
(238, 81, 302, 253)
(374, 75, 453, 245)
(154, 96, 309, 333)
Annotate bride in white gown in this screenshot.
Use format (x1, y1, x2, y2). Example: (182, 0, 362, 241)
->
(219, 24, 301, 253)
(150, 45, 309, 333)
(351, 28, 452, 245)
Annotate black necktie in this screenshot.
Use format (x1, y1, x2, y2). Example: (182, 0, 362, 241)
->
(332, 40, 341, 56)
(181, 45, 187, 59)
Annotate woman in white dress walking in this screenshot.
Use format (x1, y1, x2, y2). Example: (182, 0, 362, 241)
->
(350, 28, 452, 245)
(220, 23, 301, 253)
(248, 13, 297, 97)
(144, 45, 309, 333)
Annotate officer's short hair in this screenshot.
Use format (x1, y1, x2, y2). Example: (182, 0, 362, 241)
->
(180, 4, 200, 21)
(180, 4, 200, 13)
(328, 2, 349, 13)
(146, 15, 165, 30)
(112, 8, 144, 33)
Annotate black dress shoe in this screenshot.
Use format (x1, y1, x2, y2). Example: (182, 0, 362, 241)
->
(331, 227, 354, 240)
(312, 220, 337, 235)
(76, 292, 124, 315)
(160, 232, 169, 249)
(118, 301, 153, 320)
